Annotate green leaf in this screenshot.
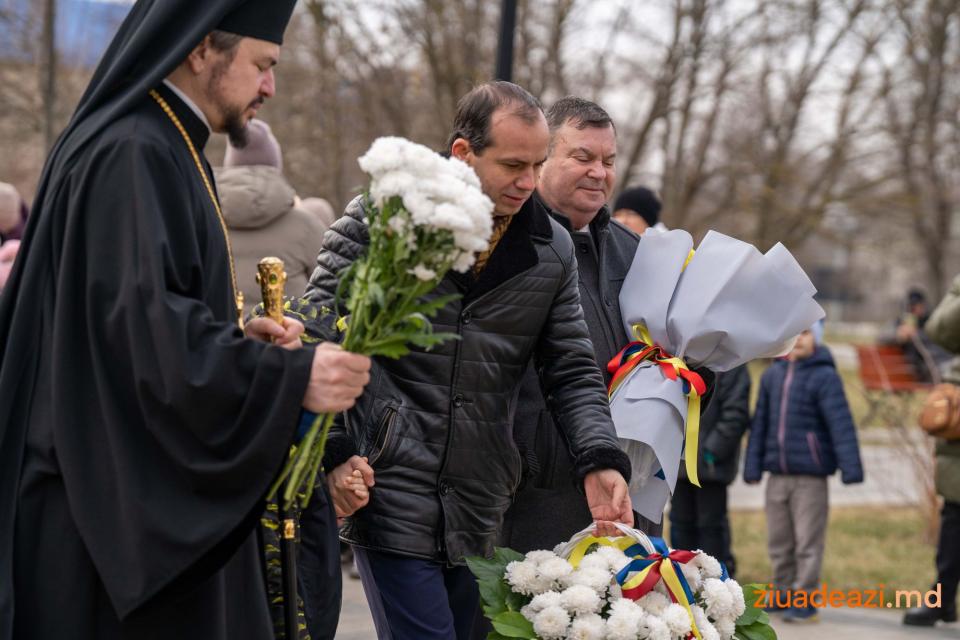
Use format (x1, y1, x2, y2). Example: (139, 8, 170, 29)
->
(491, 611, 536, 639)
(466, 555, 507, 583)
(478, 578, 510, 617)
(407, 332, 460, 350)
(504, 588, 527, 613)
(736, 605, 763, 626)
(493, 547, 526, 565)
(415, 293, 462, 317)
(736, 583, 769, 626)
(369, 342, 411, 359)
(368, 282, 386, 308)
(486, 633, 512, 640)
(735, 620, 778, 640)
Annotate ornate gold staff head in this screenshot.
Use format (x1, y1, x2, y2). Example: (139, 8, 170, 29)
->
(256, 257, 287, 326)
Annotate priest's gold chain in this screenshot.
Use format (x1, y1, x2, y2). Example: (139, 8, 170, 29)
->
(149, 89, 245, 329)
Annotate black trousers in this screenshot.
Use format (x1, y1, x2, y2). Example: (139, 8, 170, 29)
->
(669, 478, 736, 576)
(936, 500, 960, 607)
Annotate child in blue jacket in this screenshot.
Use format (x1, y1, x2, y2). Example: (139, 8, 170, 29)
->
(744, 321, 864, 623)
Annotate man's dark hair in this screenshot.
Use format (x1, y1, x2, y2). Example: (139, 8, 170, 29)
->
(445, 81, 543, 155)
(209, 30, 244, 61)
(546, 96, 615, 135)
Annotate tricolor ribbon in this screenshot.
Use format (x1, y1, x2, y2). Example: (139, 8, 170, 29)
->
(606, 322, 707, 487)
(615, 537, 703, 639)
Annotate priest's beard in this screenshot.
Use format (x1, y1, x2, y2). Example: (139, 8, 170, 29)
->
(222, 106, 249, 148)
(208, 61, 262, 148)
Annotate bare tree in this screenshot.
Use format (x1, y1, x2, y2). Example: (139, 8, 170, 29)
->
(878, 0, 960, 299)
(41, 0, 57, 152)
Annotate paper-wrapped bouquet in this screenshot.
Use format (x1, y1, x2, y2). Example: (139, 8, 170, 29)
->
(610, 229, 824, 522)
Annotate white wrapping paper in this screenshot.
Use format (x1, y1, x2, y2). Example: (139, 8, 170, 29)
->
(613, 229, 824, 523)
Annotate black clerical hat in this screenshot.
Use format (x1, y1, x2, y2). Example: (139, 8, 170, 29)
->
(217, 0, 297, 45)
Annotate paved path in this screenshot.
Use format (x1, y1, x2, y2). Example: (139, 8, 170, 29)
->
(335, 568, 376, 639)
(770, 607, 960, 640)
(730, 441, 927, 510)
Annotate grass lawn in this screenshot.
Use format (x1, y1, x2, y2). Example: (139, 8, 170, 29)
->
(728, 506, 935, 600)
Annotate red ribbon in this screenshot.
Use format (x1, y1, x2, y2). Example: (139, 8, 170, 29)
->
(619, 549, 699, 601)
(607, 342, 707, 398)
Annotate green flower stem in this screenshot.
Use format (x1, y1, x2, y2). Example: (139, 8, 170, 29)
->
(297, 411, 336, 508)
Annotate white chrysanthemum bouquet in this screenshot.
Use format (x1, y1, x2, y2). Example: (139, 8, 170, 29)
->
(468, 524, 776, 640)
(270, 137, 494, 508)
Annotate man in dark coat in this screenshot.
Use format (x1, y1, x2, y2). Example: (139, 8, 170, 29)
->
(0, 2, 373, 638)
(669, 365, 750, 576)
(499, 97, 656, 558)
(302, 83, 633, 640)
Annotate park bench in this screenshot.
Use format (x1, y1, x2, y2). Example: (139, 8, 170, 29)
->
(855, 344, 930, 426)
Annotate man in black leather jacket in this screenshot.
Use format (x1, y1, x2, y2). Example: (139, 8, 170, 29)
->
(302, 82, 633, 640)
(499, 97, 655, 558)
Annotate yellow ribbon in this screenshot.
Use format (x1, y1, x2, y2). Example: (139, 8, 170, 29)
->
(567, 535, 638, 568)
(631, 322, 703, 488)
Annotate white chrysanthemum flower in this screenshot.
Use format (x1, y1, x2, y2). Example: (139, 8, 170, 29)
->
(608, 597, 644, 619)
(525, 550, 559, 564)
(702, 578, 735, 620)
(560, 585, 602, 615)
(701, 621, 722, 640)
(359, 136, 494, 274)
(568, 613, 606, 640)
(713, 616, 736, 639)
(692, 605, 712, 634)
(594, 545, 631, 572)
(681, 561, 703, 592)
(645, 616, 672, 640)
(662, 603, 693, 637)
(577, 554, 609, 573)
(725, 579, 746, 618)
(692, 604, 710, 628)
(563, 567, 611, 594)
(525, 590, 563, 615)
(408, 264, 437, 281)
(605, 612, 641, 640)
(694, 553, 723, 579)
(637, 591, 670, 616)
(532, 605, 570, 640)
(505, 560, 541, 596)
(539, 557, 574, 582)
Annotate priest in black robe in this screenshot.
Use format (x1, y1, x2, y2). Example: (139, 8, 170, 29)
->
(0, 2, 372, 638)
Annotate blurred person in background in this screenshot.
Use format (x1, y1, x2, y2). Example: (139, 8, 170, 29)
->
(903, 274, 960, 627)
(744, 321, 864, 623)
(216, 118, 328, 314)
(893, 288, 952, 382)
(612, 185, 664, 235)
(0, 183, 28, 290)
(0, 183, 28, 243)
(300, 196, 337, 230)
(669, 364, 750, 577)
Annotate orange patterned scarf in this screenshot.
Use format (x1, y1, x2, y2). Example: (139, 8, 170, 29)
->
(472, 214, 514, 275)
